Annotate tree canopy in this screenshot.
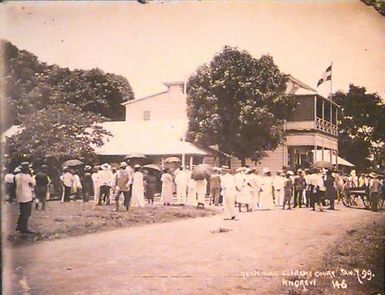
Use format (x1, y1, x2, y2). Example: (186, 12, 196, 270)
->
(6, 103, 111, 167)
(186, 46, 295, 164)
(333, 85, 384, 171)
(2, 40, 134, 132)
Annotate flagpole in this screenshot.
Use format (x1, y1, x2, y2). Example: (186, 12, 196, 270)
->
(330, 61, 333, 100)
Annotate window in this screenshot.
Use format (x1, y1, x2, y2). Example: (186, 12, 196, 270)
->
(143, 111, 151, 121)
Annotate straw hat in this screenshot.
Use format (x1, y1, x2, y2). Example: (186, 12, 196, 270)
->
(287, 171, 294, 176)
(369, 172, 378, 178)
(101, 163, 110, 170)
(262, 167, 271, 174)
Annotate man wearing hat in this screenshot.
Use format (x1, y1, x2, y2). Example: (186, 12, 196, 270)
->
(293, 169, 306, 208)
(15, 162, 36, 233)
(34, 165, 50, 210)
(98, 163, 114, 205)
(60, 166, 74, 202)
(82, 166, 93, 202)
(114, 162, 132, 211)
(369, 173, 382, 212)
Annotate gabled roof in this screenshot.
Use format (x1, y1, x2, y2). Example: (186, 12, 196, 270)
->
(121, 90, 168, 106)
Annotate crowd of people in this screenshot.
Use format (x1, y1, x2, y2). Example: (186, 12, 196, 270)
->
(3, 160, 384, 234)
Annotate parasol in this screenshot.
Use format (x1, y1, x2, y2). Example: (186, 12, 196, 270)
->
(62, 159, 83, 167)
(125, 153, 146, 159)
(164, 157, 181, 163)
(141, 164, 161, 172)
(312, 160, 333, 169)
(191, 164, 214, 180)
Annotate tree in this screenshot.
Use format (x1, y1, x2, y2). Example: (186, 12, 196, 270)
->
(186, 46, 295, 165)
(2, 39, 134, 130)
(6, 103, 111, 168)
(333, 85, 384, 171)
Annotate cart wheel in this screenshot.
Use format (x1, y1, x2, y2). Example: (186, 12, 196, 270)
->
(362, 194, 371, 209)
(342, 191, 352, 207)
(378, 198, 384, 210)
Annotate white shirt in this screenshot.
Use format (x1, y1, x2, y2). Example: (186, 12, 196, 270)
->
(60, 172, 74, 187)
(15, 173, 36, 203)
(5, 173, 15, 183)
(73, 175, 82, 189)
(220, 174, 236, 192)
(98, 169, 114, 186)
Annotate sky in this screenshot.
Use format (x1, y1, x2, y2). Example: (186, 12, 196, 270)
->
(1, 0, 384, 99)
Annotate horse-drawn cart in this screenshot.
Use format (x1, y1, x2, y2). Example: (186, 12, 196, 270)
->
(342, 185, 384, 211)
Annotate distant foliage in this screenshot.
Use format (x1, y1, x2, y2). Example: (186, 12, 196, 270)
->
(2, 40, 134, 129)
(333, 85, 385, 171)
(6, 103, 111, 166)
(186, 46, 295, 164)
(361, 0, 385, 16)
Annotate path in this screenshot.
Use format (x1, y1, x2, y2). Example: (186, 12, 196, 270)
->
(3, 205, 384, 294)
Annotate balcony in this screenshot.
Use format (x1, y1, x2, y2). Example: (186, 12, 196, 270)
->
(285, 118, 338, 136)
(315, 117, 338, 136)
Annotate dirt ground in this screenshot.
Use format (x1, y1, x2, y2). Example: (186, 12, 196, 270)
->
(2, 200, 219, 247)
(2, 203, 384, 295)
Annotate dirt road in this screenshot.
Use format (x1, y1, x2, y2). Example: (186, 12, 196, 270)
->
(3, 205, 384, 294)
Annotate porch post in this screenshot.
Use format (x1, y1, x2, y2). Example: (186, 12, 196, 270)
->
(313, 145, 317, 163)
(189, 156, 193, 169)
(322, 147, 325, 161)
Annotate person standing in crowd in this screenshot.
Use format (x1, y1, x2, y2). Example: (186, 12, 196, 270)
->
(143, 170, 156, 205)
(303, 168, 312, 207)
(15, 162, 36, 233)
(98, 163, 113, 205)
(236, 168, 253, 212)
(131, 164, 145, 207)
(283, 171, 294, 210)
(187, 168, 197, 206)
(349, 169, 358, 187)
(81, 166, 93, 202)
(5, 167, 18, 202)
(333, 169, 344, 204)
(60, 166, 74, 202)
(161, 168, 174, 205)
(73, 170, 83, 201)
(195, 177, 207, 208)
(34, 165, 50, 210)
(114, 162, 132, 211)
(220, 166, 236, 220)
(248, 168, 261, 211)
(259, 167, 275, 210)
(273, 170, 285, 207)
(369, 173, 382, 212)
(311, 168, 324, 212)
(324, 169, 337, 210)
(92, 165, 101, 205)
(209, 168, 221, 206)
(175, 167, 188, 205)
(293, 169, 306, 208)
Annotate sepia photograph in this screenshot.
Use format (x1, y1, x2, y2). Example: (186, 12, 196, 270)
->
(1, 0, 384, 294)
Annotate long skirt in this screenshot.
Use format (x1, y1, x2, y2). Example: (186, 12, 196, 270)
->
(259, 190, 275, 210)
(161, 183, 174, 204)
(223, 190, 236, 219)
(195, 180, 206, 205)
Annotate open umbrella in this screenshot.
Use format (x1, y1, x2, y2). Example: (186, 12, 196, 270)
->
(312, 160, 333, 169)
(62, 159, 83, 167)
(164, 156, 181, 163)
(141, 164, 161, 172)
(191, 164, 214, 180)
(125, 153, 146, 160)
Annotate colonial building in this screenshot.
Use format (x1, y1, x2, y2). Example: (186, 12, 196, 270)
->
(101, 75, 352, 171)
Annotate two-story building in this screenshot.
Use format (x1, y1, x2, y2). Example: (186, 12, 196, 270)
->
(95, 75, 353, 171)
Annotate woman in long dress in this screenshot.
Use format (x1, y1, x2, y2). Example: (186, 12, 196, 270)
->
(131, 165, 145, 207)
(220, 166, 236, 220)
(259, 167, 275, 210)
(195, 178, 207, 208)
(161, 169, 174, 205)
(236, 169, 252, 212)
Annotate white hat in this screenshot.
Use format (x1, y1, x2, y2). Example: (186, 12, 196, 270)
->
(101, 163, 110, 170)
(134, 164, 141, 168)
(287, 171, 294, 176)
(119, 162, 127, 168)
(221, 165, 230, 170)
(262, 167, 271, 174)
(14, 167, 21, 173)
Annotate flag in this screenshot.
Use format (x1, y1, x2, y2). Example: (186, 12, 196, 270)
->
(317, 64, 332, 87)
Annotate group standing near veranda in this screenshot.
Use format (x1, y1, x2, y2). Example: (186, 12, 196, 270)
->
(4, 158, 384, 233)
